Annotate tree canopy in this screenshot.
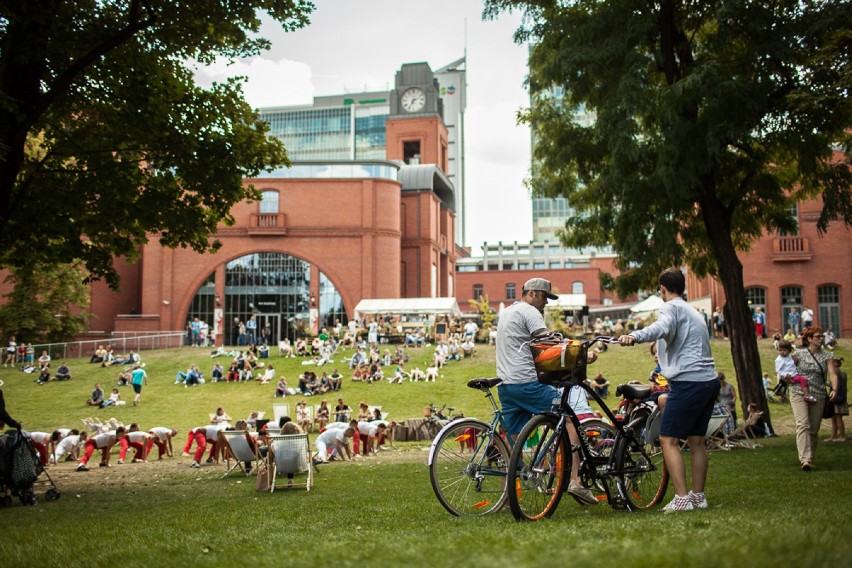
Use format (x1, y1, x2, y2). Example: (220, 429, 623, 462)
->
(485, 0, 851, 422)
(0, 1, 315, 288)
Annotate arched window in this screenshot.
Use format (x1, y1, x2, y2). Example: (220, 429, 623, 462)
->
(259, 190, 279, 214)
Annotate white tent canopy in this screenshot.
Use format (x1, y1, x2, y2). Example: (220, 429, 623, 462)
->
(630, 294, 664, 314)
(353, 297, 461, 316)
(551, 294, 587, 309)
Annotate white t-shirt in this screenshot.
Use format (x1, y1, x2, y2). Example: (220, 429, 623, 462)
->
(325, 422, 350, 430)
(316, 428, 345, 446)
(93, 432, 115, 448)
(127, 431, 148, 443)
(149, 427, 172, 441)
(28, 431, 52, 444)
(357, 421, 382, 437)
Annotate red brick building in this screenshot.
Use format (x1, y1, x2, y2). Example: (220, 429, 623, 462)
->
(687, 191, 851, 337)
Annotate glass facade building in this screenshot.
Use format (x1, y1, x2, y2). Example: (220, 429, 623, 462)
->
(259, 94, 390, 161)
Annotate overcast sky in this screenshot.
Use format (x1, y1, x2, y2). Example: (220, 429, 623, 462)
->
(196, 0, 533, 251)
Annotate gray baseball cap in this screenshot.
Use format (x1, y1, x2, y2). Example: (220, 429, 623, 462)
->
(523, 278, 558, 300)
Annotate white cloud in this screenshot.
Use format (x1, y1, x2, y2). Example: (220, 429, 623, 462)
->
(195, 57, 315, 109)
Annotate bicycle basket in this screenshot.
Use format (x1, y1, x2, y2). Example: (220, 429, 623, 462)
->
(530, 336, 588, 386)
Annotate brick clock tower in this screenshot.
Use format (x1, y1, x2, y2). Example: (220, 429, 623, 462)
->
(386, 63, 449, 173)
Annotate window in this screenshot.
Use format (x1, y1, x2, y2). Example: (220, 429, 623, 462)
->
(745, 288, 767, 327)
(549, 262, 562, 269)
(487, 263, 499, 271)
(572, 281, 584, 294)
(533, 262, 546, 270)
(780, 286, 802, 333)
(502, 262, 514, 271)
(778, 203, 799, 236)
(403, 140, 421, 164)
(473, 284, 484, 300)
(533, 245, 545, 255)
(818, 285, 841, 337)
(517, 262, 529, 270)
(506, 283, 516, 300)
(259, 190, 279, 213)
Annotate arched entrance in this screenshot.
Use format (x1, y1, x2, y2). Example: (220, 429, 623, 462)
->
(186, 252, 347, 345)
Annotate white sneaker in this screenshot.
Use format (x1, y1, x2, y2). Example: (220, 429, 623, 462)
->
(688, 491, 708, 509)
(663, 495, 694, 513)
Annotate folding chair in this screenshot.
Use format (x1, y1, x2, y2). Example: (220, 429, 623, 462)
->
(267, 433, 313, 491)
(703, 410, 733, 451)
(220, 430, 260, 478)
(726, 411, 763, 449)
(272, 403, 291, 425)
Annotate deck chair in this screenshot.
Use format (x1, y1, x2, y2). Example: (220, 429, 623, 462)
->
(368, 405, 389, 421)
(220, 430, 260, 478)
(267, 433, 313, 491)
(726, 411, 763, 449)
(703, 409, 733, 451)
(272, 403, 291, 425)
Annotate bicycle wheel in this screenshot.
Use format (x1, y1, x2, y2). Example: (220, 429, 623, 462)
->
(507, 414, 569, 521)
(616, 414, 668, 510)
(429, 419, 510, 516)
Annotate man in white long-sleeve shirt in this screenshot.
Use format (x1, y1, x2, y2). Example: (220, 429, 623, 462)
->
(619, 268, 719, 513)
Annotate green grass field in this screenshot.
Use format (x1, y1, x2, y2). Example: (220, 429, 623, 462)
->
(0, 339, 849, 568)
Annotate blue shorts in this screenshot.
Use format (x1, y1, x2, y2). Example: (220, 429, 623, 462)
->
(497, 382, 560, 435)
(660, 379, 721, 439)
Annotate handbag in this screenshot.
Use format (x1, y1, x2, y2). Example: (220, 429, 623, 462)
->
(255, 467, 271, 492)
(807, 350, 835, 420)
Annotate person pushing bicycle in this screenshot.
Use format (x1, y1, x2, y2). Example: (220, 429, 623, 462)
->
(496, 277, 599, 505)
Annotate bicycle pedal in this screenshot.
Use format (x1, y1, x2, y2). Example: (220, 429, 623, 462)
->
(610, 496, 628, 510)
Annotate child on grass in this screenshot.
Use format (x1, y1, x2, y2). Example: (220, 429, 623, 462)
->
(775, 339, 816, 402)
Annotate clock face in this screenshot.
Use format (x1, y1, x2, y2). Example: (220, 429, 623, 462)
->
(401, 87, 426, 112)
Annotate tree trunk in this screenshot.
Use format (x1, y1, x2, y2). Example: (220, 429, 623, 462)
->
(700, 196, 772, 430)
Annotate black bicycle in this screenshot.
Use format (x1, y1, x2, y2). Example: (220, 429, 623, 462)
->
(507, 335, 668, 521)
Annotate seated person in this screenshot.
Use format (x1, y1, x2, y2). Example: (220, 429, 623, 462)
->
(447, 340, 461, 361)
(294, 338, 308, 357)
(274, 376, 289, 398)
(461, 338, 475, 357)
(226, 361, 240, 382)
(334, 399, 351, 422)
(258, 342, 270, 359)
(211, 362, 224, 382)
(36, 366, 52, 385)
(116, 367, 132, 387)
(101, 388, 122, 408)
(210, 407, 232, 427)
(297, 373, 314, 395)
(409, 366, 425, 382)
(329, 368, 343, 391)
(314, 401, 331, 430)
(38, 350, 51, 371)
(86, 383, 105, 406)
(279, 339, 294, 357)
(55, 362, 71, 381)
(90, 345, 107, 364)
(425, 363, 439, 383)
(296, 401, 312, 432)
(591, 373, 611, 398)
(259, 364, 275, 385)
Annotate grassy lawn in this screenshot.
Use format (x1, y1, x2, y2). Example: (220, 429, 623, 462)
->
(0, 338, 849, 567)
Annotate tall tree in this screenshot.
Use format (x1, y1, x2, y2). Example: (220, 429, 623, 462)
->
(485, 0, 852, 425)
(0, 262, 91, 343)
(0, 1, 314, 288)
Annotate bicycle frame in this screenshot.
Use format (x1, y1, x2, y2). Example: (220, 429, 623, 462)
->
(526, 339, 662, 509)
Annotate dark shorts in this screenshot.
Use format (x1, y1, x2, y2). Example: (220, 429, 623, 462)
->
(660, 379, 720, 439)
(132, 384, 142, 394)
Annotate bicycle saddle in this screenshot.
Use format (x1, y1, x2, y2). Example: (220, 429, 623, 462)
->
(467, 377, 503, 390)
(616, 383, 652, 400)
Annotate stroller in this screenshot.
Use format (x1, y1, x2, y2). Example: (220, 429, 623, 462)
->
(768, 380, 788, 403)
(0, 430, 60, 507)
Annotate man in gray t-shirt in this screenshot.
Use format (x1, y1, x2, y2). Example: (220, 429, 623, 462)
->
(495, 277, 598, 506)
